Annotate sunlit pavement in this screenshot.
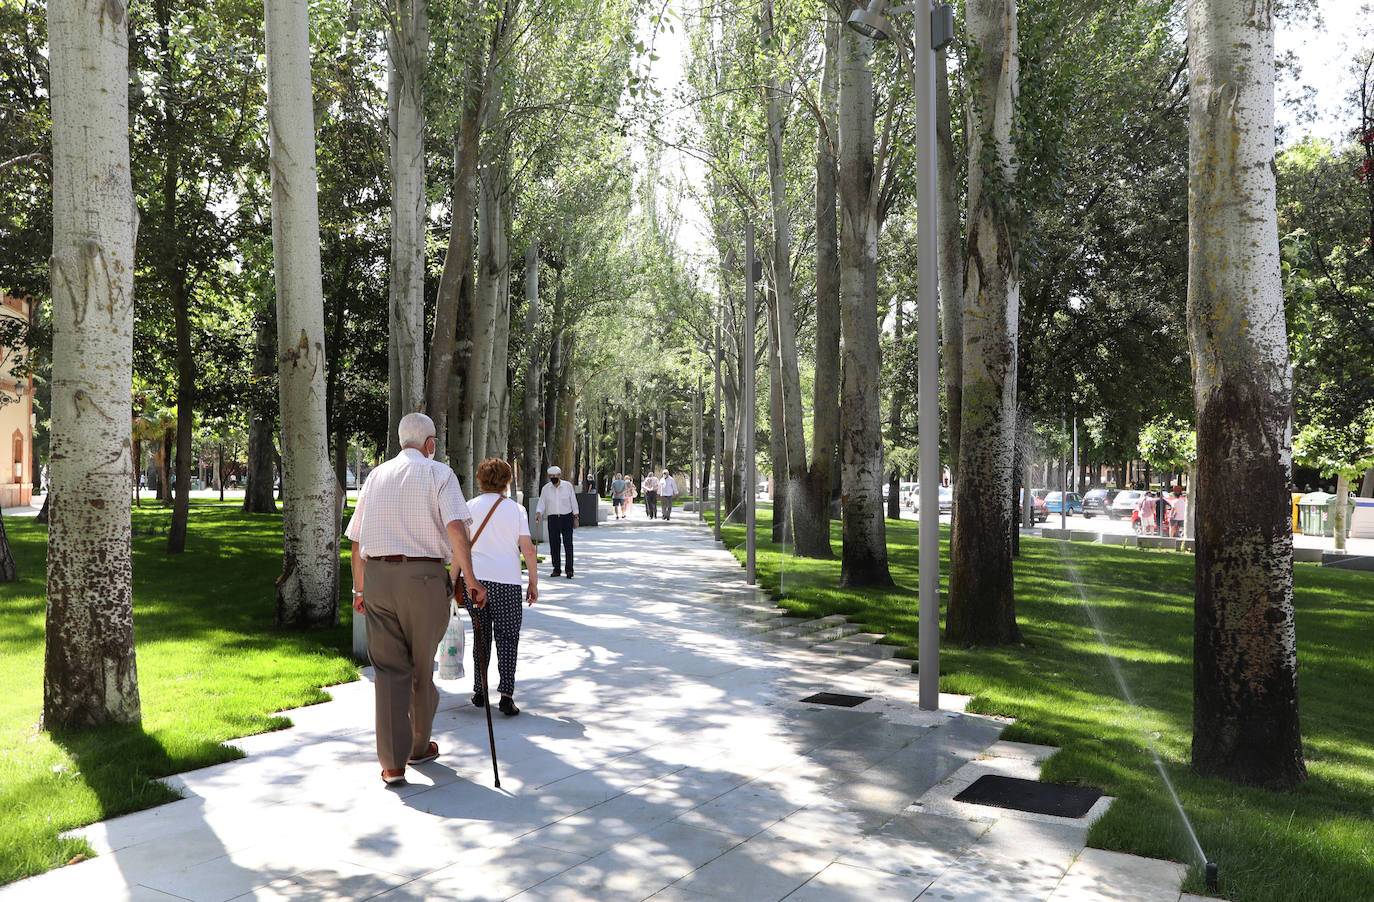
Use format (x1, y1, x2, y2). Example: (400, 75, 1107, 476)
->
(898, 505, 1374, 558)
(3, 506, 1207, 901)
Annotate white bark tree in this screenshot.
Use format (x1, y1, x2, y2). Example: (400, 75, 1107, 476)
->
(43, 0, 142, 728)
(1187, 0, 1305, 789)
(264, 0, 341, 628)
(836, 24, 893, 587)
(761, 0, 808, 548)
(385, 0, 428, 458)
(947, 0, 1021, 645)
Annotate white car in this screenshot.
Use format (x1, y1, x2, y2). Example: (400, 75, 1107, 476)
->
(1109, 490, 1144, 519)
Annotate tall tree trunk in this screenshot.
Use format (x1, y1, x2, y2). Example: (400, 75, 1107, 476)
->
(936, 45, 964, 486)
(761, 0, 808, 549)
(385, 0, 428, 459)
(543, 288, 563, 474)
(520, 240, 543, 507)
(155, 0, 195, 554)
(767, 285, 787, 543)
(631, 413, 643, 484)
(244, 313, 279, 513)
(888, 298, 904, 520)
(836, 25, 893, 587)
(1187, 0, 1304, 789)
(486, 207, 512, 459)
(161, 428, 173, 507)
(265, 0, 342, 628)
(797, 20, 840, 558)
(947, 0, 1021, 644)
(44, 0, 141, 727)
(468, 156, 505, 478)
(425, 0, 484, 458)
(448, 268, 474, 480)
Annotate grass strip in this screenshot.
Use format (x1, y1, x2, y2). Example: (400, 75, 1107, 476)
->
(0, 502, 358, 884)
(709, 507, 1374, 902)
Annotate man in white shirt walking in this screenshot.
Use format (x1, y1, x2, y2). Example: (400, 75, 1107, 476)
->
(346, 412, 486, 786)
(642, 470, 660, 519)
(536, 465, 579, 578)
(659, 469, 679, 520)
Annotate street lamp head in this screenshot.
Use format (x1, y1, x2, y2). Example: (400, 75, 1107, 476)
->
(846, 4, 893, 41)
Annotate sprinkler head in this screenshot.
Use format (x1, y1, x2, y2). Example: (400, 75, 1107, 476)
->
(1205, 861, 1218, 892)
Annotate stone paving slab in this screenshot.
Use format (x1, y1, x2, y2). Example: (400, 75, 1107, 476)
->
(4, 515, 1196, 901)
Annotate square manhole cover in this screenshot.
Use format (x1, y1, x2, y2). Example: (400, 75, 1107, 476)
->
(800, 692, 871, 707)
(953, 774, 1102, 818)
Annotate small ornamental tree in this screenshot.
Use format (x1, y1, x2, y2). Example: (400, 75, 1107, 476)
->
(1293, 415, 1374, 551)
(1138, 416, 1198, 539)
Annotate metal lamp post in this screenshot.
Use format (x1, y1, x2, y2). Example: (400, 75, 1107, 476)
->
(847, 0, 953, 712)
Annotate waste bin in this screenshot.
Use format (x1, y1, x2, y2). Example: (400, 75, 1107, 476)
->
(1327, 494, 1356, 539)
(1298, 492, 1333, 537)
(1291, 493, 1304, 533)
(576, 491, 599, 526)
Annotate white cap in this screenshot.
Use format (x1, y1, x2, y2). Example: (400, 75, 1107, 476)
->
(548, 466, 561, 476)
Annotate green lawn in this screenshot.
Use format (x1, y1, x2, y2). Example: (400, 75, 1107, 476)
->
(0, 503, 359, 884)
(712, 508, 1374, 902)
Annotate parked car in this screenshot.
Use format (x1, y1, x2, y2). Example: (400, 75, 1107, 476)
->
(1081, 488, 1115, 518)
(912, 484, 955, 514)
(1109, 489, 1145, 519)
(899, 481, 919, 510)
(1018, 491, 1048, 523)
(1043, 491, 1083, 516)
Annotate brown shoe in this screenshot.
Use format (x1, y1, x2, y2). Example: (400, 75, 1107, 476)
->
(408, 741, 439, 764)
(381, 768, 406, 786)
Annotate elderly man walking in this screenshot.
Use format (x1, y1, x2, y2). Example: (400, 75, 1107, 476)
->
(536, 465, 578, 578)
(659, 469, 679, 520)
(346, 413, 487, 786)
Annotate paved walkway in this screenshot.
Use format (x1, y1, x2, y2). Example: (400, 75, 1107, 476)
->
(2, 512, 1208, 902)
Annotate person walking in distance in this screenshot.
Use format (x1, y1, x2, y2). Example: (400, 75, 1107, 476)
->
(610, 472, 629, 519)
(346, 413, 487, 786)
(464, 458, 538, 716)
(536, 465, 578, 578)
(658, 469, 679, 521)
(642, 470, 660, 519)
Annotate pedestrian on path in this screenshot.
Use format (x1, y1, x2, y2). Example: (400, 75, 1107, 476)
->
(536, 465, 578, 578)
(624, 476, 637, 518)
(346, 412, 487, 786)
(659, 469, 678, 521)
(464, 458, 538, 716)
(610, 473, 629, 519)
(1168, 486, 1187, 537)
(642, 470, 660, 519)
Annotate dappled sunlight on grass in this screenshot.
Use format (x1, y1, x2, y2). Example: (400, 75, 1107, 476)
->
(0, 502, 360, 883)
(706, 507, 1374, 902)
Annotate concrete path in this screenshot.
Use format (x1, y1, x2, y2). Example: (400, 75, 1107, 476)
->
(2, 513, 1205, 901)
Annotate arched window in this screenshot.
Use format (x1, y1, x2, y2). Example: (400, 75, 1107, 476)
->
(12, 431, 21, 480)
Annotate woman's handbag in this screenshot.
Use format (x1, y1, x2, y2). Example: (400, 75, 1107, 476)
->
(438, 599, 465, 680)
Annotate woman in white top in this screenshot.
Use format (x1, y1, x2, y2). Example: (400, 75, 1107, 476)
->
(463, 458, 538, 715)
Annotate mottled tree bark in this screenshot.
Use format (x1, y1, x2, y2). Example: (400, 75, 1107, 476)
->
(520, 240, 543, 508)
(44, 0, 141, 727)
(385, 0, 428, 458)
(947, 0, 1021, 644)
(936, 46, 964, 486)
(244, 314, 278, 513)
(796, 20, 841, 559)
(1187, 0, 1305, 789)
(265, 0, 341, 628)
(836, 25, 892, 587)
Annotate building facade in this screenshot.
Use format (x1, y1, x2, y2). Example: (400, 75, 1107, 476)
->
(0, 295, 34, 508)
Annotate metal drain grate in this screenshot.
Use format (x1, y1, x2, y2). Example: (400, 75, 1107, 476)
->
(799, 692, 871, 707)
(953, 774, 1102, 818)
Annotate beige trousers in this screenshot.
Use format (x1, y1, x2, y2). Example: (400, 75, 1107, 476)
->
(363, 559, 451, 771)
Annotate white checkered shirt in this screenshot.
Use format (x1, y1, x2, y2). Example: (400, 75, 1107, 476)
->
(345, 449, 473, 558)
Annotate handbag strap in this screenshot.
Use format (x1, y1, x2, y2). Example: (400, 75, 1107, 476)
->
(469, 496, 504, 547)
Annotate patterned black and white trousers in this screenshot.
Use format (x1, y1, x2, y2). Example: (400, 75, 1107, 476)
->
(464, 578, 524, 698)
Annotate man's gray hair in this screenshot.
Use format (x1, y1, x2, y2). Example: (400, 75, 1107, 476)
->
(398, 412, 436, 449)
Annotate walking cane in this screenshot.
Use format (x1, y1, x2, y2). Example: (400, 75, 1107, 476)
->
(474, 601, 501, 788)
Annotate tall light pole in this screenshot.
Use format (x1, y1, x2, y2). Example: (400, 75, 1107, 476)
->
(848, 0, 954, 711)
(744, 219, 757, 586)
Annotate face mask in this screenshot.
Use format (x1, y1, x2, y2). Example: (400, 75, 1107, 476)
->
(551, 477, 560, 484)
